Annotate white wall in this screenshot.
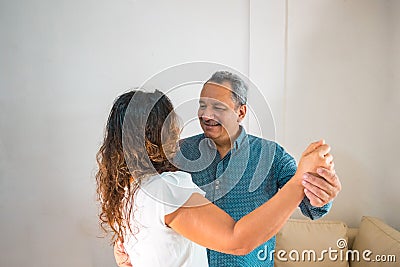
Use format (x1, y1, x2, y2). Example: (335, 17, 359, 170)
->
(283, 0, 400, 229)
(0, 0, 399, 266)
(248, 0, 286, 140)
(0, 1, 249, 266)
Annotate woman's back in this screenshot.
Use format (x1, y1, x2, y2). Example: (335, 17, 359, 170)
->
(123, 171, 208, 267)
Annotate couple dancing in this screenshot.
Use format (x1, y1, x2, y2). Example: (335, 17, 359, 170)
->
(96, 71, 341, 267)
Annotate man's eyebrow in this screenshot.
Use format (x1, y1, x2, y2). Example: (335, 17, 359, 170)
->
(212, 102, 227, 107)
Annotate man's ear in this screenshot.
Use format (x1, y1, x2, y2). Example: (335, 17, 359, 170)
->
(237, 104, 247, 122)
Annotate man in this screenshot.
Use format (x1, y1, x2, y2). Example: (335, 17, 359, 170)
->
(115, 71, 341, 266)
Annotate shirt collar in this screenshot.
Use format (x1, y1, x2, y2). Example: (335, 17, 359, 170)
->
(233, 125, 247, 151)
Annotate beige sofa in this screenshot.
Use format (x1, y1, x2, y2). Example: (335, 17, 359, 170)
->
(272, 216, 399, 267)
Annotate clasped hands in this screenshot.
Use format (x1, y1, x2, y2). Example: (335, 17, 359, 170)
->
(296, 140, 341, 207)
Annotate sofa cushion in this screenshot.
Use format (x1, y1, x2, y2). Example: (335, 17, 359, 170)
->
(346, 228, 358, 249)
(350, 216, 399, 267)
(275, 219, 349, 267)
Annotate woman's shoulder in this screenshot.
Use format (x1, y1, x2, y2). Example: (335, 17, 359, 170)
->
(160, 171, 192, 182)
(141, 171, 195, 190)
(138, 171, 204, 210)
(157, 171, 198, 190)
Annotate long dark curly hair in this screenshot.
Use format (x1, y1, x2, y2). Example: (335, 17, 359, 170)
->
(96, 89, 179, 243)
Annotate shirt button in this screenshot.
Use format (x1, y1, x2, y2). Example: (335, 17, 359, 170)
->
(215, 185, 219, 190)
(215, 180, 220, 185)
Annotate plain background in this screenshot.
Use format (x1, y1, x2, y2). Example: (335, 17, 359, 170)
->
(0, 0, 399, 266)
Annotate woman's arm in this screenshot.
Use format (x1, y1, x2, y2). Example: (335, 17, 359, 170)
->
(165, 141, 333, 255)
(165, 178, 303, 255)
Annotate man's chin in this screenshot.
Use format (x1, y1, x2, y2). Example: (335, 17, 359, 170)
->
(202, 126, 220, 139)
(204, 132, 215, 139)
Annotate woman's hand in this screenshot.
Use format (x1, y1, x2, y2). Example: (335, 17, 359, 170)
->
(114, 240, 132, 267)
(296, 140, 334, 178)
(296, 140, 341, 207)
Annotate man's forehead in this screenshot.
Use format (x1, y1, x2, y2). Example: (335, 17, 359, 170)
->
(198, 97, 227, 105)
(199, 82, 234, 102)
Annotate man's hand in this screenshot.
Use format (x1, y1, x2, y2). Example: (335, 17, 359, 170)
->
(114, 240, 132, 267)
(302, 167, 341, 207)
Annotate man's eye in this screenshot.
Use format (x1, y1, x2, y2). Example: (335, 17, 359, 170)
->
(214, 107, 225, 111)
(199, 105, 206, 109)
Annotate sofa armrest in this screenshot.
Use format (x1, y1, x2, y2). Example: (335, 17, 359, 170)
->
(350, 216, 399, 267)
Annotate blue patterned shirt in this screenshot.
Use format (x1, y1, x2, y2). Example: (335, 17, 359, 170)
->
(175, 127, 331, 267)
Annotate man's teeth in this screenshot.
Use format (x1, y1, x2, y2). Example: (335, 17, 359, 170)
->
(204, 120, 220, 126)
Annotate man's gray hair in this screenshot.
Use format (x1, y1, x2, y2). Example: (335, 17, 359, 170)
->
(206, 71, 248, 106)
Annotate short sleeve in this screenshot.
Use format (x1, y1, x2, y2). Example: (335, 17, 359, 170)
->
(140, 171, 206, 225)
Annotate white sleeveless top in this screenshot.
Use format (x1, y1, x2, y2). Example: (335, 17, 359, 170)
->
(123, 171, 209, 267)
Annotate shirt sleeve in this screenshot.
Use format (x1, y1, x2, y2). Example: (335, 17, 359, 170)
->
(275, 144, 332, 220)
(143, 171, 206, 225)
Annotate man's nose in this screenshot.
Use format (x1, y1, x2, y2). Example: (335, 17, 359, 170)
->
(199, 107, 214, 120)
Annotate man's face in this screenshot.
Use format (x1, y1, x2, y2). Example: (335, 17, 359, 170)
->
(198, 82, 246, 145)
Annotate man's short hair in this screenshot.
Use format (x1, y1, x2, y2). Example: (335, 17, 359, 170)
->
(206, 71, 248, 106)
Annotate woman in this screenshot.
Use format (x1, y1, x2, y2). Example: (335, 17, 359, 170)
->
(96, 89, 333, 267)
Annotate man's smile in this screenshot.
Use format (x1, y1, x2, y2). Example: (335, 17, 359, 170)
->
(201, 118, 221, 127)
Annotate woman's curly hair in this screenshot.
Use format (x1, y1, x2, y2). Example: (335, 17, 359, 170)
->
(96, 89, 179, 243)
